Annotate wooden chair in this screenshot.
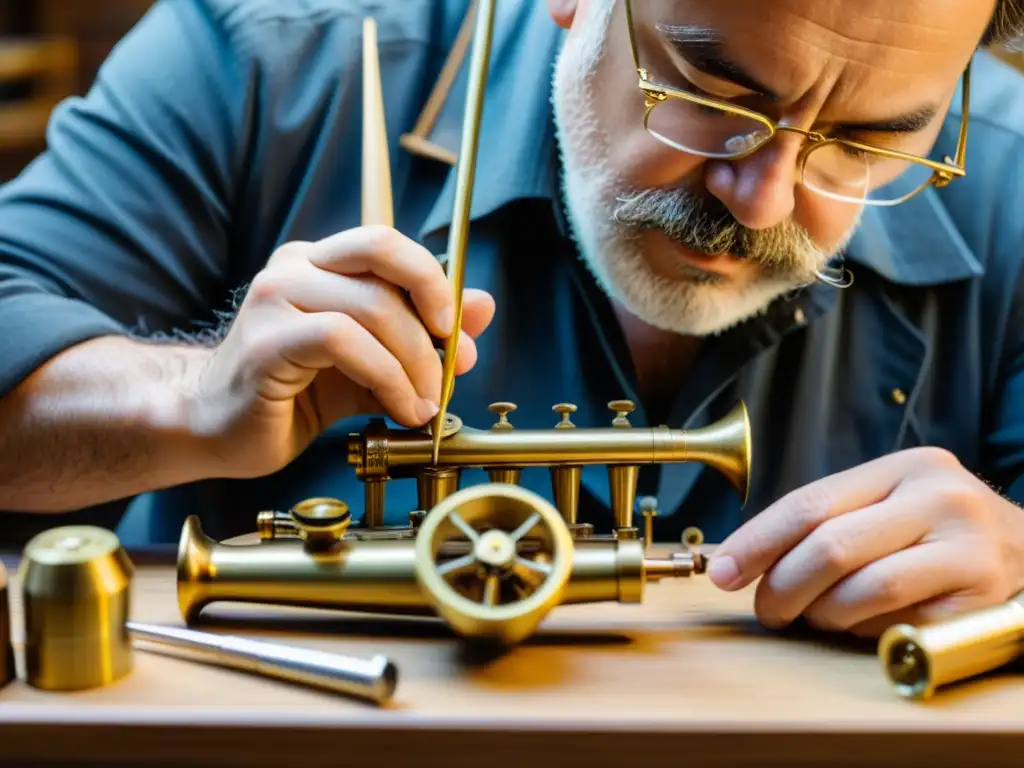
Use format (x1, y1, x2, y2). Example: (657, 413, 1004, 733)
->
(0, 36, 76, 151)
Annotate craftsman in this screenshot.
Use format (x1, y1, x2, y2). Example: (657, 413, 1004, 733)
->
(1, 0, 1023, 639)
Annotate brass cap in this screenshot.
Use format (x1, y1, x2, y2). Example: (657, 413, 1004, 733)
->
(18, 526, 134, 691)
(0, 561, 13, 688)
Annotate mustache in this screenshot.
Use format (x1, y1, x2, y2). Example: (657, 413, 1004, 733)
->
(611, 187, 823, 275)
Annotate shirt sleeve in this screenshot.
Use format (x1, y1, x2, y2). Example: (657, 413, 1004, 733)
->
(0, 0, 251, 398)
(985, 255, 1024, 502)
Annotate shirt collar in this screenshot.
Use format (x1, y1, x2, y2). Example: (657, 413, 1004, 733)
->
(414, 3, 982, 288)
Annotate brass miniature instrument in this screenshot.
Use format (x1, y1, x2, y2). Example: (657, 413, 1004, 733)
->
(879, 592, 1024, 700)
(347, 399, 750, 539)
(179, 482, 711, 647)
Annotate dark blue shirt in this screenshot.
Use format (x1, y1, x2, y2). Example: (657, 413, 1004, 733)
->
(1, 0, 1024, 547)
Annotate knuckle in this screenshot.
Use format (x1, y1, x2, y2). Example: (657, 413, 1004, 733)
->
(873, 571, 906, 608)
(785, 482, 834, 532)
(360, 224, 401, 255)
(248, 269, 289, 304)
(934, 482, 985, 521)
(812, 530, 850, 573)
(912, 445, 962, 470)
(268, 241, 309, 264)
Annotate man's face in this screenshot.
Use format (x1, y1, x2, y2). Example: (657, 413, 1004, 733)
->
(549, 0, 990, 336)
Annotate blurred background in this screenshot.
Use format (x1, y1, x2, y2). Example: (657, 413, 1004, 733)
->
(0, 0, 152, 181)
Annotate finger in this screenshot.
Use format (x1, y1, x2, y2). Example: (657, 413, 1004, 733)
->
(847, 592, 1001, 639)
(287, 272, 444, 406)
(460, 288, 496, 339)
(305, 226, 456, 339)
(709, 451, 934, 592)
(799, 540, 975, 634)
(753, 497, 930, 629)
(278, 311, 438, 427)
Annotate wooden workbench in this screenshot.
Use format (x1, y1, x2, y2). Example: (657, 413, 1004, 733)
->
(1, 544, 1023, 767)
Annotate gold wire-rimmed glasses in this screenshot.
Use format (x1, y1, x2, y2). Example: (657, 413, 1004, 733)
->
(622, 0, 970, 207)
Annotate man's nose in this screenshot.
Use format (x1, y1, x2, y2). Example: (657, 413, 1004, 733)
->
(703, 133, 804, 230)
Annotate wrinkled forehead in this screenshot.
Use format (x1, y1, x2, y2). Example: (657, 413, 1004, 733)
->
(626, 0, 992, 93)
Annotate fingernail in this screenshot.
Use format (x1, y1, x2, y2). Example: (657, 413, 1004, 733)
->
(708, 555, 741, 590)
(436, 306, 454, 336)
(419, 399, 440, 421)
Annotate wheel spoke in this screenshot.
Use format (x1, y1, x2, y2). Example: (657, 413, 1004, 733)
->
(482, 573, 500, 606)
(512, 556, 550, 588)
(437, 553, 477, 578)
(447, 510, 480, 543)
(509, 512, 542, 543)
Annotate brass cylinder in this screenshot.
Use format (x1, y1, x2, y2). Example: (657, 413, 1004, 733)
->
(363, 478, 387, 528)
(878, 595, 1024, 699)
(550, 466, 582, 524)
(416, 467, 461, 511)
(0, 561, 13, 688)
(19, 526, 134, 691)
(177, 516, 686, 624)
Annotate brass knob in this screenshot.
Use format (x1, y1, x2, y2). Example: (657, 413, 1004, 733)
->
(552, 403, 577, 429)
(683, 527, 705, 550)
(608, 399, 635, 428)
(489, 402, 517, 431)
(290, 497, 352, 547)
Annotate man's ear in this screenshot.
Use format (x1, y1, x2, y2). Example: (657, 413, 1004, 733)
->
(548, 0, 579, 30)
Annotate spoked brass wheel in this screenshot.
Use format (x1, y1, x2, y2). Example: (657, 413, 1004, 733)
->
(414, 483, 574, 646)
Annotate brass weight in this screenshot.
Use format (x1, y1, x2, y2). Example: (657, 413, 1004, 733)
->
(879, 591, 1024, 700)
(19, 526, 134, 691)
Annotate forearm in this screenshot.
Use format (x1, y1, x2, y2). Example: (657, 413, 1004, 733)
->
(0, 335, 216, 512)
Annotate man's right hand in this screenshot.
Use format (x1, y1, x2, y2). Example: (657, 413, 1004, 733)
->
(190, 225, 496, 479)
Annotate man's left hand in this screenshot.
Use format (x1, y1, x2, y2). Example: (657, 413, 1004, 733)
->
(707, 447, 1024, 638)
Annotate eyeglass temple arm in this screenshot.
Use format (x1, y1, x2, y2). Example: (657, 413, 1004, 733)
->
(624, 0, 641, 71)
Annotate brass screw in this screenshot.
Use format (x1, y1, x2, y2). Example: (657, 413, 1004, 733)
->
(639, 496, 658, 551)
(488, 402, 517, 430)
(552, 403, 577, 429)
(683, 527, 704, 550)
(608, 399, 635, 428)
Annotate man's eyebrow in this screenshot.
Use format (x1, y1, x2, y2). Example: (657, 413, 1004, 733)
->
(835, 106, 939, 135)
(655, 23, 939, 135)
(656, 23, 780, 101)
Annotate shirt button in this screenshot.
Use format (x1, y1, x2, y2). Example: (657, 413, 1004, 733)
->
(890, 388, 907, 405)
(793, 307, 806, 324)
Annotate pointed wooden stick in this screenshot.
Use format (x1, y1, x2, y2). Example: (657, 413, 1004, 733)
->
(362, 17, 394, 226)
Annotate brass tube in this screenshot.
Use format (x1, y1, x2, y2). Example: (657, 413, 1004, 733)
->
(178, 517, 431, 624)
(878, 594, 1024, 700)
(177, 518, 697, 624)
(359, 401, 751, 503)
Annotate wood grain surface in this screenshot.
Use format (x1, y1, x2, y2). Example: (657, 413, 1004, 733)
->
(1, 544, 1023, 766)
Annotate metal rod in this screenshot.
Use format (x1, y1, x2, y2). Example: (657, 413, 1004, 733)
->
(126, 621, 398, 705)
(430, 0, 498, 465)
